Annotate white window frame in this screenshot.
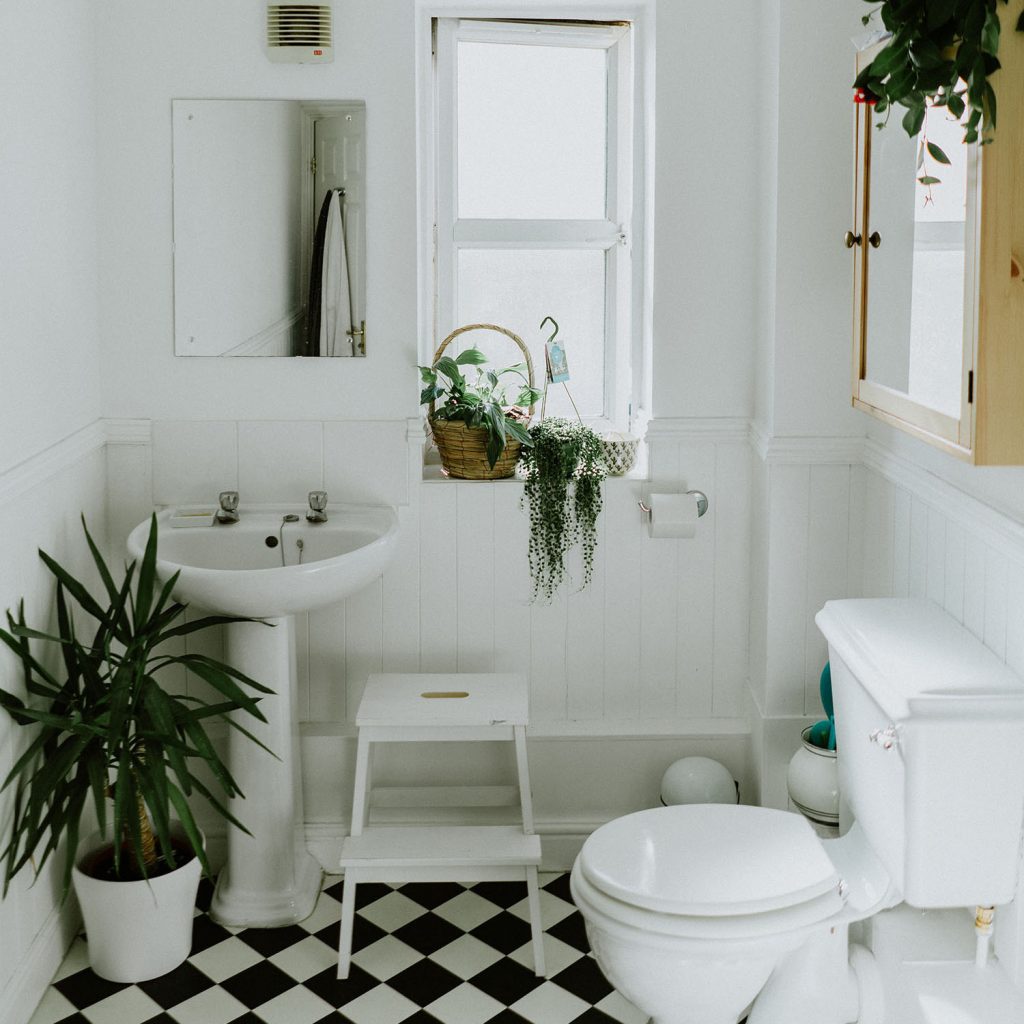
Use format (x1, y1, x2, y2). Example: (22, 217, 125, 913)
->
(416, 1, 654, 433)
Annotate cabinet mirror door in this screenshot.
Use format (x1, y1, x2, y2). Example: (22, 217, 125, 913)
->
(851, 46, 979, 455)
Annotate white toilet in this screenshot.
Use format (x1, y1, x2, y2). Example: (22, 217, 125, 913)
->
(571, 598, 1024, 1024)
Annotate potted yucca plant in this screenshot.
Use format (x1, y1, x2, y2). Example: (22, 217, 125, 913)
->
(0, 516, 272, 983)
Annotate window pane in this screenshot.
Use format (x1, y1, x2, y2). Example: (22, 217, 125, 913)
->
(457, 41, 607, 219)
(456, 249, 607, 419)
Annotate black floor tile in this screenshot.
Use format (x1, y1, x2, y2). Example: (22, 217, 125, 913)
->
(236, 923, 310, 957)
(552, 956, 614, 1004)
(190, 914, 234, 956)
(219, 960, 294, 1008)
(302, 963, 379, 1008)
(398, 881, 467, 909)
(138, 961, 216, 1008)
(467, 957, 544, 1005)
(387, 958, 463, 1005)
(54, 969, 130, 1009)
(393, 911, 464, 956)
(546, 910, 591, 952)
(542, 872, 573, 903)
(470, 910, 533, 955)
(469, 881, 530, 908)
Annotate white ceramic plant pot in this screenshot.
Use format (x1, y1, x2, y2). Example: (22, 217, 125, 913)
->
(786, 727, 840, 827)
(72, 823, 202, 983)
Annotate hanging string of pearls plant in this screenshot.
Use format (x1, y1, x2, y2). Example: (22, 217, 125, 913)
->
(519, 417, 607, 602)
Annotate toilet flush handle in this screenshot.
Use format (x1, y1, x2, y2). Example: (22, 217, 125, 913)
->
(868, 724, 900, 750)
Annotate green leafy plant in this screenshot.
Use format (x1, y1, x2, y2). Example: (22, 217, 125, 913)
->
(519, 418, 607, 602)
(0, 515, 273, 899)
(855, 0, 1024, 178)
(420, 347, 541, 467)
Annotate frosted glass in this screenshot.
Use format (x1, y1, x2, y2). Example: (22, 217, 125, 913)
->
(457, 41, 607, 219)
(456, 250, 606, 419)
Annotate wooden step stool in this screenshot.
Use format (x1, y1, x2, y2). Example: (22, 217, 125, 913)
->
(337, 673, 545, 979)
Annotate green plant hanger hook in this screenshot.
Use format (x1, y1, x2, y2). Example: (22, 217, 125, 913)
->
(540, 316, 559, 345)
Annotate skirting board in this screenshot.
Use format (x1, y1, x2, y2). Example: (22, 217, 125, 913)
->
(2, 901, 81, 1024)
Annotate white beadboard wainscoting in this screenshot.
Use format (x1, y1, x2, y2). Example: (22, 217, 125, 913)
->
(0, 424, 107, 1024)
(104, 416, 757, 866)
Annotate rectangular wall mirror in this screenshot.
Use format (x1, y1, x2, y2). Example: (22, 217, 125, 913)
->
(172, 99, 366, 357)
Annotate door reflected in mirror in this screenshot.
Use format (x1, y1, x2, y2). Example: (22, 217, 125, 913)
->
(172, 99, 366, 357)
(862, 99, 974, 418)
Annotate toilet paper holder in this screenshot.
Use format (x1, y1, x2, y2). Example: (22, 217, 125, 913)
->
(638, 490, 709, 520)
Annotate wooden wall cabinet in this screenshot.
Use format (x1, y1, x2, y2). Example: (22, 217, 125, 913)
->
(850, 16, 1024, 465)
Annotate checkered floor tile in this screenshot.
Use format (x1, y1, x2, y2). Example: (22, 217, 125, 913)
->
(30, 872, 649, 1024)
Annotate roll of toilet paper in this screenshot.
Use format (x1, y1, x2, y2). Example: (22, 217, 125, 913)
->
(648, 492, 698, 538)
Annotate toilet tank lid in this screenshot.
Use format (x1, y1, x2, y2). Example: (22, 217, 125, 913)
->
(815, 599, 1024, 721)
(578, 805, 841, 917)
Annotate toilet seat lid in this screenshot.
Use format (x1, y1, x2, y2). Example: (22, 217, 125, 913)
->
(579, 805, 841, 917)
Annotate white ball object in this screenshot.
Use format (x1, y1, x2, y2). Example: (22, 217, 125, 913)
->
(660, 757, 738, 806)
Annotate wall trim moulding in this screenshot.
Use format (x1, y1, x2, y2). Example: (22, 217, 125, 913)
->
(645, 417, 751, 445)
(104, 418, 152, 447)
(750, 424, 866, 465)
(0, 419, 106, 505)
(862, 437, 1024, 557)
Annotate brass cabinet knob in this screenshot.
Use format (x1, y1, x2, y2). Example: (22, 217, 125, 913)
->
(844, 231, 862, 248)
(868, 231, 882, 248)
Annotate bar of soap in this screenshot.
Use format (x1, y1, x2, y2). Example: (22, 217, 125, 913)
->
(169, 507, 216, 528)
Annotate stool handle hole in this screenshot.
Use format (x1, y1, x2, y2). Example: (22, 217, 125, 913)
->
(420, 691, 469, 699)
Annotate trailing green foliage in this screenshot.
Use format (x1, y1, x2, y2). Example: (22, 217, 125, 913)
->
(519, 418, 606, 602)
(0, 515, 274, 899)
(420, 347, 541, 467)
(855, 0, 1024, 174)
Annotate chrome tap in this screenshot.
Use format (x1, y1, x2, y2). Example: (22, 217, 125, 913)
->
(306, 491, 328, 524)
(215, 491, 240, 525)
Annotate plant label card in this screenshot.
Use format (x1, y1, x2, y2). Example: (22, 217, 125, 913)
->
(545, 339, 570, 383)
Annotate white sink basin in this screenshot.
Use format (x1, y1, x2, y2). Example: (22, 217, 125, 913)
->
(127, 505, 399, 617)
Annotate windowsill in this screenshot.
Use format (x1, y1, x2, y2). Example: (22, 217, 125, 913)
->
(420, 440, 649, 483)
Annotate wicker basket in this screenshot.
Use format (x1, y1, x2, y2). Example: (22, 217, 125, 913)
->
(428, 324, 536, 480)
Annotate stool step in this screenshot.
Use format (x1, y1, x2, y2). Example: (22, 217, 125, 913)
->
(341, 827, 541, 868)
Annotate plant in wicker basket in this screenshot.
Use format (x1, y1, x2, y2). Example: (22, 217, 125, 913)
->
(519, 418, 607, 602)
(420, 324, 541, 479)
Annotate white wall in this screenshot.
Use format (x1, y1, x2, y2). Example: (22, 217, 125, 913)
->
(0, 4, 107, 1022)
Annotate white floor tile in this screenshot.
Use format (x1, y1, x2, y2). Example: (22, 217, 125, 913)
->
(189, 936, 263, 983)
(80, 987, 163, 1024)
(433, 890, 503, 931)
(508, 889, 576, 929)
(510, 980, 590, 1024)
(26, 987, 76, 1024)
(167, 986, 249, 1024)
(509, 933, 584, 976)
(425, 982, 505, 1024)
(357, 890, 428, 932)
(249, 984, 335, 1024)
(298, 891, 343, 934)
(428, 934, 503, 980)
(338, 984, 421, 1024)
(595, 988, 649, 1024)
(351, 935, 423, 981)
(269, 934, 338, 982)
(52, 939, 90, 981)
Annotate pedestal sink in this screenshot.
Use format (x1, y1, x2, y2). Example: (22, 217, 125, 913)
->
(127, 505, 399, 928)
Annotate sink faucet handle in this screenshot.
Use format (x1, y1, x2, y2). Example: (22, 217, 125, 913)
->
(307, 491, 328, 523)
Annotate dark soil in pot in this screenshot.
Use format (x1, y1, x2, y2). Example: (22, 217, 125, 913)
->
(80, 836, 197, 882)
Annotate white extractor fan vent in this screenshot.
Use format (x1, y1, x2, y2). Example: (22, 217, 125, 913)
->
(266, 3, 333, 63)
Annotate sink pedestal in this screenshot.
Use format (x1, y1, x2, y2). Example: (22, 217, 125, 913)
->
(210, 617, 322, 928)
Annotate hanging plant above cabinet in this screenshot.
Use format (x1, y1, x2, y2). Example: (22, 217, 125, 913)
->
(854, 0, 1024, 156)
